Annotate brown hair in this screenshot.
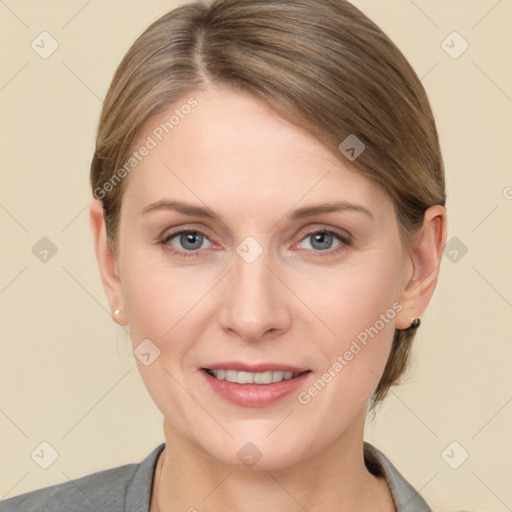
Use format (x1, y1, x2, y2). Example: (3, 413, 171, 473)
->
(90, 0, 446, 406)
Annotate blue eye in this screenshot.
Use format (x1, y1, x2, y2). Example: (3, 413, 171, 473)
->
(159, 228, 351, 258)
(303, 231, 338, 251)
(160, 230, 212, 257)
(297, 230, 351, 256)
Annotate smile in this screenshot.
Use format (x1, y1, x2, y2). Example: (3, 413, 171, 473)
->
(205, 369, 304, 384)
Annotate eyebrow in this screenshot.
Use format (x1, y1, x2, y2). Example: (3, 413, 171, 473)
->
(140, 199, 373, 221)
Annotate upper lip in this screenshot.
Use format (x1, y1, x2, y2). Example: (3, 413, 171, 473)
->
(202, 362, 310, 373)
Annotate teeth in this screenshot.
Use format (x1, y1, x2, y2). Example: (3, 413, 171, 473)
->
(208, 369, 300, 384)
(254, 371, 272, 384)
(225, 370, 238, 383)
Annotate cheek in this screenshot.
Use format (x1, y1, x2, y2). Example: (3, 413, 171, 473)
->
(119, 243, 207, 340)
(297, 252, 402, 398)
(297, 251, 402, 339)
(118, 252, 210, 429)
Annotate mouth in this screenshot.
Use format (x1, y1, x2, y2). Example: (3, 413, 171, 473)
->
(203, 368, 310, 385)
(200, 364, 313, 407)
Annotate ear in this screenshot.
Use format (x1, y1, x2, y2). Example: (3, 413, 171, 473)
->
(90, 198, 127, 326)
(395, 205, 447, 330)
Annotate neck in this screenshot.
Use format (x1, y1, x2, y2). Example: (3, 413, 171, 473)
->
(152, 411, 395, 512)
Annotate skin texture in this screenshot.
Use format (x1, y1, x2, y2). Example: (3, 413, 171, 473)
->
(90, 85, 447, 511)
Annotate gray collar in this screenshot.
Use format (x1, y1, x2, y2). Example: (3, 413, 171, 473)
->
(126, 442, 431, 512)
(364, 442, 432, 511)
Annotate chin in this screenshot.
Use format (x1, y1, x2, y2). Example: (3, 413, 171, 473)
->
(197, 431, 315, 471)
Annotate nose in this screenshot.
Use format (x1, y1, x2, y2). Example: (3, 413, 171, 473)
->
(218, 244, 291, 343)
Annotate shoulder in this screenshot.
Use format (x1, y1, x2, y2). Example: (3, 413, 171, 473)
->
(0, 444, 165, 512)
(364, 442, 432, 512)
(0, 464, 136, 512)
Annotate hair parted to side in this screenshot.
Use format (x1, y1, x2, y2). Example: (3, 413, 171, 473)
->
(90, 0, 446, 407)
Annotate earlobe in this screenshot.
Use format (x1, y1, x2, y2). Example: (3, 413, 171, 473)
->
(395, 205, 447, 330)
(90, 199, 126, 325)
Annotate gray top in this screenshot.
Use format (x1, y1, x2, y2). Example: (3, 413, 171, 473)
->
(0, 442, 430, 511)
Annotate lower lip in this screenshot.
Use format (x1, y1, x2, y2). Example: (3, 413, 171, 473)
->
(201, 369, 313, 407)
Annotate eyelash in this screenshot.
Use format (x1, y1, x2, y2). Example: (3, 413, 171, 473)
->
(158, 228, 352, 259)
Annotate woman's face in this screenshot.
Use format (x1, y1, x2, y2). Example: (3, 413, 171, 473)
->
(112, 85, 413, 468)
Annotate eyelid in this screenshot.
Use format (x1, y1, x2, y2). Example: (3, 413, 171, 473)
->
(159, 223, 352, 259)
(160, 227, 215, 248)
(295, 223, 352, 240)
(158, 223, 215, 242)
(291, 228, 352, 256)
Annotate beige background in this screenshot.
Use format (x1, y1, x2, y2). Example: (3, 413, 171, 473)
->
(1, 1, 511, 510)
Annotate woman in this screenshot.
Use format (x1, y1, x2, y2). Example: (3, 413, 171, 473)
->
(1, 0, 447, 510)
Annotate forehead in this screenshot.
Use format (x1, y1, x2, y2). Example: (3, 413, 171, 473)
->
(122, 86, 394, 222)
